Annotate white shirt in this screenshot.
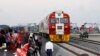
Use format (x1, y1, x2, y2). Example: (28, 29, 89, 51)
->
(35, 35, 38, 40)
(29, 33, 33, 37)
(13, 33, 18, 40)
(45, 41, 53, 52)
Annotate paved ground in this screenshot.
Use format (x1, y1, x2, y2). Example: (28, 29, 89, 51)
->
(1, 33, 99, 56)
(71, 33, 100, 41)
(60, 43, 96, 56)
(40, 37, 76, 56)
(70, 37, 100, 54)
(0, 49, 16, 56)
(0, 37, 76, 56)
(87, 36, 100, 41)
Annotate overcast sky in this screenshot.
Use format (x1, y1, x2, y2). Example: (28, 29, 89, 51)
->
(0, 0, 100, 26)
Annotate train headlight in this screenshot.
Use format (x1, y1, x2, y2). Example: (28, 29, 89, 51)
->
(52, 26, 55, 28)
(65, 26, 68, 28)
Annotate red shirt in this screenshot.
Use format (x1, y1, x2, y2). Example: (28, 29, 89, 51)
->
(16, 32, 24, 44)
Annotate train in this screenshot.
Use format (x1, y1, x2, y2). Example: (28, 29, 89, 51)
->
(16, 11, 70, 56)
(39, 11, 70, 42)
(24, 23, 39, 33)
(11, 23, 39, 33)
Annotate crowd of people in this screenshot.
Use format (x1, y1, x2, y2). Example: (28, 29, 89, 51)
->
(0, 28, 43, 56)
(0, 27, 54, 56)
(0, 29, 17, 49)
(1, 27, 90, 56)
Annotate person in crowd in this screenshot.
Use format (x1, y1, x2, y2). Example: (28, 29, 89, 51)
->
(27, 32, 38, 56)
(80, 25, 88, 38)
(12, 30, 18, 48)
(13, 30, 18, 40)
(0, 30, 6, 49)
(5, 32, 10, 49)
(16, 31, 24, 48)
(80, 25, 87, 32)
(23, 32, 30, 44)
(31, 33, 42, 55)
(10, 33, 16, 49)
(45, 41, 53, 56)
(29, 33, 42, 55)
(34, 34, 38, 46)
(37, 34, 42, 55)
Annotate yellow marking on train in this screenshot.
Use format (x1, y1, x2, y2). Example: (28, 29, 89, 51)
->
(49, 34, 70, 42)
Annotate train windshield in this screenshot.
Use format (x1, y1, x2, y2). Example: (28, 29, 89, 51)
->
(50, 19, 56, 23)
(50, 18, 59, 23)
(60, 18, 68, 23)
(50, 18, 68, 23)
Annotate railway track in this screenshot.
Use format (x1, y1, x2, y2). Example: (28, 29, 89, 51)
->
(68, 43, 100, 56)
(56, 43, 99, 56)
(71, 37, 100, 45)
(70, 37, 100, 55)
(56, 43, 80, 56)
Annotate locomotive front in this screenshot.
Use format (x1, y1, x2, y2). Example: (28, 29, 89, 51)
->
(48, 11, 70, 42)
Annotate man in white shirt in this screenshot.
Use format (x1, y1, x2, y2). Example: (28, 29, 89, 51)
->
(45, 41, 53, 56)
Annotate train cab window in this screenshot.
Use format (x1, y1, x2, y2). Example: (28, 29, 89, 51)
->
(50, 18, 60, 23)
(60, 18, 68, 23)
(50, 19, 56, 23)
(56, 18, 59, 23)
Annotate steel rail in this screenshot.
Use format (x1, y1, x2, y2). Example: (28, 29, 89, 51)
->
(67, 43, 100, 56)
(71, 37, 100, 45)
(56, 43, 80, 56)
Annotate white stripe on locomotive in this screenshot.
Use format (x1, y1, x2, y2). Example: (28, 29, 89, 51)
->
(55, 12, 64, 35)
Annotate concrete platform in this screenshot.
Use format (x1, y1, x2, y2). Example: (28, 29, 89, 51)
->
(0, 49, 15, 56)
(1, 35, 99, 56)
(41, 37, 76, 56)
(59, 43, 96, 56)
(71, 33, 100, 41)
(0, 37, 76, 56)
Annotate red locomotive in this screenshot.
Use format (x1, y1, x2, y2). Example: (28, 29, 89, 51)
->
(39, 11, 70, 42)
